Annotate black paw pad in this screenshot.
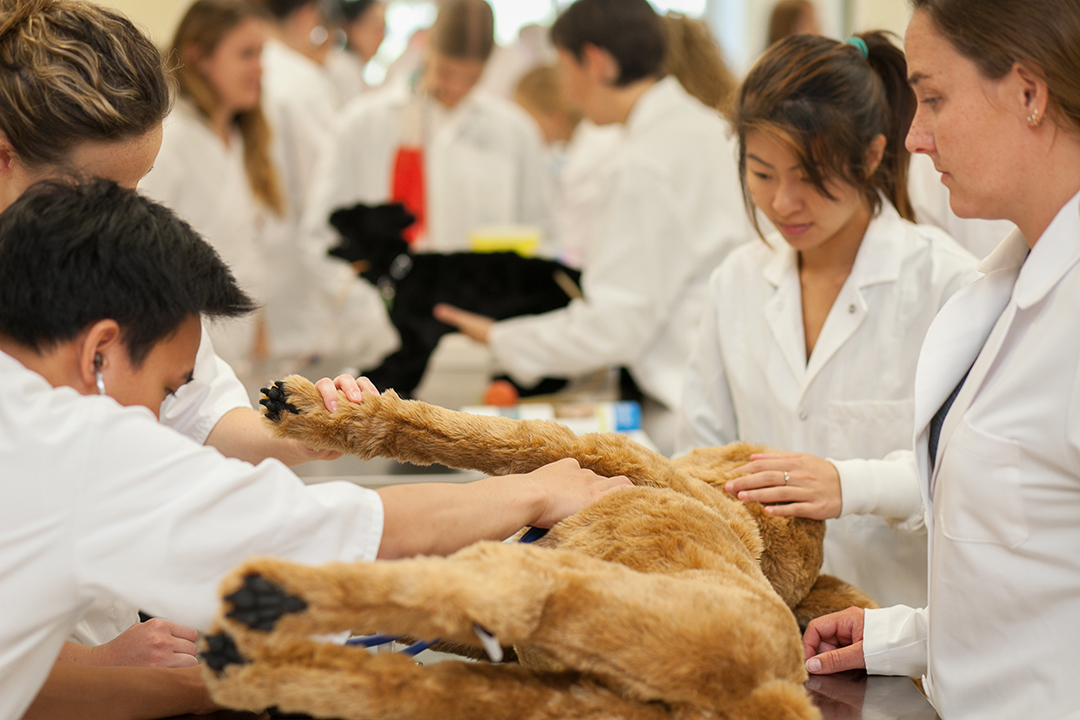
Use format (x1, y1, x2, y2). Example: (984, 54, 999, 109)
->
(259, 381, 300, 423)
(202, 632, 247, 673)
(225, 573, 308, 631)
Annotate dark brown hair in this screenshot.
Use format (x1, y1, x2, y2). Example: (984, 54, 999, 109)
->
(911, 0, 1080, 134)
(550, 0, 666, 87)
(662, 12, 737, 116)
(0, 0, 170, 168)
(171, 0, 284, 215)
(735, 32, 916, 237)
(767, 0, 815, 47)
(430, 0, 494, 62)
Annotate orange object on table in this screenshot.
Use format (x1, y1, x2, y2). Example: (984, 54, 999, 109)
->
(391, 145, 426, 245)
(483, 379, 519, 407)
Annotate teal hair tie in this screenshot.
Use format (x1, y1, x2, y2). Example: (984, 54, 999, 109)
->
(846, 36, 869, 59)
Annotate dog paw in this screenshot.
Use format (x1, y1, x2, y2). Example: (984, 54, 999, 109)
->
(225, 573, 308, 632)
(259, 381, 300, 423)
(202, 631, 248, 674)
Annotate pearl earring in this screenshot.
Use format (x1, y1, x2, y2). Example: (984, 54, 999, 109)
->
(1028, 107, 1042, 126)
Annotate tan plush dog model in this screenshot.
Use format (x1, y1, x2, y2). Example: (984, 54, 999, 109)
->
(202, 376, 876, 720)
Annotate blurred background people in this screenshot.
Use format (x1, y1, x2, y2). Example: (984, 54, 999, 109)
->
(767, 0, 822, 47)
(435, 0, 749, 455)
(142, 0, 282, 373)
(325, 0, 387, 107)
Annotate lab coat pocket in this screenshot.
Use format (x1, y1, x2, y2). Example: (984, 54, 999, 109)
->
(827, 399, 915, 461)
(937, 420, 1027, 548)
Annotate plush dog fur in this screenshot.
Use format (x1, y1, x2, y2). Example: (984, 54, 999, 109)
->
(328, 202, 582, 397)
(202, 376, 877, 720)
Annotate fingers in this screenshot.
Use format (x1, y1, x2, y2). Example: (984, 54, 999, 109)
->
(315, 374, 380, 413)
(146, 618, 198, 643)
(805, 642, 866, 674)
(314, 377, 340, 412)
(433, 303, 465, 326)
(724, 469, 787, 494)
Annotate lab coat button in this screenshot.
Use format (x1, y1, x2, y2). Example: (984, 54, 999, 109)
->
(799, 411, 809, 421)
(848, 304, 857, 314)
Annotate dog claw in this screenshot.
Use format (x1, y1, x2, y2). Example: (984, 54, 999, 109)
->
(225, 574, 308, 631)
(259, 381, 300, 423)
(202, 632, 247, 674)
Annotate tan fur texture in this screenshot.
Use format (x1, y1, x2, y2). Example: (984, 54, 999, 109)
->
(204, 376, 878, 720)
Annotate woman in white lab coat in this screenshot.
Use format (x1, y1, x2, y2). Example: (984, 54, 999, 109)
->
(141, 0, 285, 372)
(304, 0, 554, 259)
(677, 33, 978, 609)
(804, 2, 1080, 718)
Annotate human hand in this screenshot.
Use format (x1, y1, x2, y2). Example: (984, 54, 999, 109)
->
(433, 303, 495, 343)
(315, 374, 380, 413)
(803, 607, 867, 674)
(89, 618, 199, 668)
(523, 458, 632, 528)
(289, 374, 382, 463)
(726, 451, 842, 520)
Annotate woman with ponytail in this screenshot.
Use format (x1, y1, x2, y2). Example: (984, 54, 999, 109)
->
(141, 0, 284, 372)
(676, 32, 978, 609)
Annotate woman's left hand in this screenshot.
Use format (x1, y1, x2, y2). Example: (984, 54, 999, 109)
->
(726, 451, 842, 520)
(433, 303, 495, 343)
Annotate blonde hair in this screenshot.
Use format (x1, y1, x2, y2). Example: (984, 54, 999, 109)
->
(515, 65, 581, 122)
(662, 12, 737, 116)
(0, 0, 170, 169)
(171, 0, 284, 215)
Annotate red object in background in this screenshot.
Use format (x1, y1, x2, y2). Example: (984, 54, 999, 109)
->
(484, 380, 519, 407)
(391, 145, 426, 245)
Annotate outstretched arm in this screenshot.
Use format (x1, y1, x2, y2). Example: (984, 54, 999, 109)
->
(377, 458, 631, 559)
(22, 663, 217, 720)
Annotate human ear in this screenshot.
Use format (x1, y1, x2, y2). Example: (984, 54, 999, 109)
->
(582, 43, 620, 86)
(76, 320, 123, 395)
(865, 134, 887, 176)
(1012, 61, 1049, 128)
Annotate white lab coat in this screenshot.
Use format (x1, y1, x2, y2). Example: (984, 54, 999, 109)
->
(909, 152, 1016, 261)
(554, 120, 624, 269)
(325, 47, 370, 109)
(140, 100, 269, 370)
(304, 82, 556, 255)
(261, 38, 338, 356)
(863, 190, 1080, 720)
(0, 349, 383, 720)
(677, 201, 978, 608)
(70, 327, 255, 645)
(488, 77, 749, 455)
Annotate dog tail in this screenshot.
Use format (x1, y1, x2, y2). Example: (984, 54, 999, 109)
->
(727, 679, 821, 720)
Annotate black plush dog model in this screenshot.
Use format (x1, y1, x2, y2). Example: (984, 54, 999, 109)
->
(328, 202, 582, 397)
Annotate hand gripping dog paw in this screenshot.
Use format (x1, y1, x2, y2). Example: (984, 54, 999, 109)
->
(207, 376, 878, 720)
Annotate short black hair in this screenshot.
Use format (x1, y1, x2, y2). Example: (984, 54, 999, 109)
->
(550, 0, 666, 86)
(0, 180, 256, 366)
(336, 0, 377, 22)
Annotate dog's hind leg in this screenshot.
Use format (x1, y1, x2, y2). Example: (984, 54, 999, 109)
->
(260, 374, 686, 489)
(203, 631, 682, 720)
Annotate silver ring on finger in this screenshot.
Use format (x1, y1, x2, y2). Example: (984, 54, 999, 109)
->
(783, 471, 790, 486)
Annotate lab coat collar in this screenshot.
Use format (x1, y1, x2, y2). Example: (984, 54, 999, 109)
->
(761, 198, 906, 289)
(624, 76, 690, 137)
(760, 200, 906, 388)
(1012, 189, 1080, 309)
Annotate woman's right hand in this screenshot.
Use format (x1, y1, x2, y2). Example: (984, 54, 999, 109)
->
(726, 451, 843, 520)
